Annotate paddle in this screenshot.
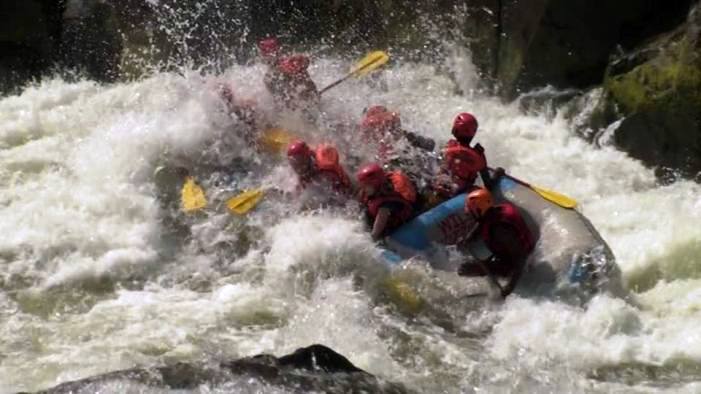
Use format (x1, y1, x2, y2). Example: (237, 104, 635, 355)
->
(226, 188, 265, 215)
(257, 127, 298, 154)
(319, 50, 390, 94)
(180, 52, 388, 213)
(181, 176, 207, 213)
(492, 168, 577, 209)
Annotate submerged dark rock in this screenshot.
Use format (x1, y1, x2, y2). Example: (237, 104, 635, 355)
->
(29, 344, 409, 394)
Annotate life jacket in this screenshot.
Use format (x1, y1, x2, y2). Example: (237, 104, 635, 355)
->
(277, 55, 310, 77)
(312, 144, 351, 194)
(265, 55, 319, 109)
(360, 112, 403, 163)
(480, 203, 535, 260)
(388, 170, 416, 203)
(363, 171, 416, 231)
(443, 140, 487, 185)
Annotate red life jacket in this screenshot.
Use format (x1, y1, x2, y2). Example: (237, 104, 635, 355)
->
(313, 144, 351, 194)
(363, 171, 416, 231)
(359, 112, 402, 163)
(277, 55, 310, 76)
(480, 203, 535, 260)
(266, 55, 319, 109)
(443, 139, 487, 186)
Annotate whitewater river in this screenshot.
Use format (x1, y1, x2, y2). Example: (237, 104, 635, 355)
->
(1, 49, 701, 393)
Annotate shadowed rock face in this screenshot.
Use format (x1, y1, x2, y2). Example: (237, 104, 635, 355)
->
(0, 0, 65, 93)
(605, 2, 701, 181)
(484, 0, 695, 98)
(0, 0, 695, 95)
(570, 1, 701, 182)
(27, 345, 410, 394)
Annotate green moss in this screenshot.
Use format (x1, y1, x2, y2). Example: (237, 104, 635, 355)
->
(605, 38, 701, 114)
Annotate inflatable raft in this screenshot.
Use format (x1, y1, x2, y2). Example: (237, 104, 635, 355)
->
(383, 175, 625, 300)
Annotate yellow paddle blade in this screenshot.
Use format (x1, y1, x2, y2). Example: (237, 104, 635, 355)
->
(531, 184, 578, 209)
(227, 189, 265, 215)
(351, 50, 390, 78)
(382, 277, 423, 314)
(181, 176, 207, 213)
(258, 127, 298, 154)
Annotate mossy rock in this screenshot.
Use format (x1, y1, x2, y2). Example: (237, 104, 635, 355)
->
(490, 0, 694, 98)
(603, 6, 701, 179)
(605, 39, 701, 114)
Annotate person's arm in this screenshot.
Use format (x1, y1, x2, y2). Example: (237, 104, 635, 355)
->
(500, 256, 526, 297)
(403, 130, 435, 151)
(491, 223, 528, 297)
(457, 223, 486, 277)
(371, 207, 391, 241)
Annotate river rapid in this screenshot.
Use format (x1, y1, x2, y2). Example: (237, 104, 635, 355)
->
(1, 44, 701, 393)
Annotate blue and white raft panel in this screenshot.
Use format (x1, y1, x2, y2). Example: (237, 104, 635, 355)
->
(382, 175, 626, 299)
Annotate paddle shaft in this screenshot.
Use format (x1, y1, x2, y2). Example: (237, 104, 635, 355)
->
(487, 166, 529, 188)
(319, 54, 387, 94)
(319, 74, 354, 94)
(487, 166, 577, 209)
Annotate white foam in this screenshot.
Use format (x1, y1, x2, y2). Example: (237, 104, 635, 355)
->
(2, 49, 701, 393)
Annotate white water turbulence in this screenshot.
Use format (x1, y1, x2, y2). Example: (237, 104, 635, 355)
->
(2, 45, 701, 394)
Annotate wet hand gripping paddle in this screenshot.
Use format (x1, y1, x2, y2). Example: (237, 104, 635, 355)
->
(491, 168, 577, 209)
(511, 176, 577, 209)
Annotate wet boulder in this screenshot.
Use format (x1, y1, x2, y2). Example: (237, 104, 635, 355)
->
(30, 344, 409, 394)
(602, 2, 701, 180)
(0, 0, 64, 93)
(461, 0, 694, 98)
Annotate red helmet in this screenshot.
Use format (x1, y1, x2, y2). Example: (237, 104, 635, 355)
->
(465, 188, 493, 217)
(445, 145, 485, 178)
(258, 37, 280, 59)
(360, 111, 401, 135)
(356, 163, 387, 188)
(287, 140, 312, 158)
(452, 112, 478, 140)
(278, 55, 310, 76)
(364, 105, 388, 118)
(315, 143, 339, 170)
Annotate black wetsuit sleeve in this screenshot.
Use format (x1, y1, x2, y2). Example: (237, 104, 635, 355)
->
(489, 223, 528, 260)
(473, 143, 494, 189)
(403, 130, 435, 151)
(488, 223, 529, 297)
(480, 168, 494, 189)
(379, 200, 404, 214)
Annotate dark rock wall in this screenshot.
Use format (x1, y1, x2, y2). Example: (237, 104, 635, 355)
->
(1, 0, 699, 179)
(0, 0, 65, 93)
(604, 2, 701, 180)
(487, 0, 694, 97)
(1, 0, 694, 93)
